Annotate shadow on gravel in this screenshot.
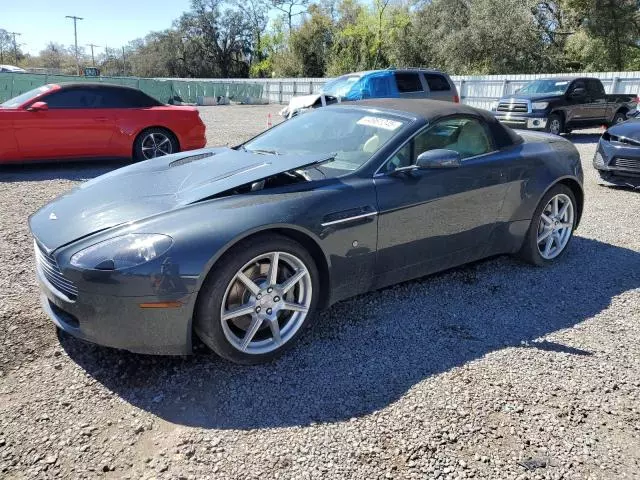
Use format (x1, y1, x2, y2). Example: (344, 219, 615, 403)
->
(0, 160, 126, 182)
(60, 236, 639, 430)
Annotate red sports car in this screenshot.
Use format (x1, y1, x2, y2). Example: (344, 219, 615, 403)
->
(0, 83, 207, 163)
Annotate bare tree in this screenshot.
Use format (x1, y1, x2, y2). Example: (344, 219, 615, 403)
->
(235, 0, 269, 64)
(271, 0, 310, 30)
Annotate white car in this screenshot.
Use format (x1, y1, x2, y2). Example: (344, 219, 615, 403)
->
(0, 65, 27, 73)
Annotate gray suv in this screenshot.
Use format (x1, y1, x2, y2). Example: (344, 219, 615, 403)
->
(280, 68, 460, 118)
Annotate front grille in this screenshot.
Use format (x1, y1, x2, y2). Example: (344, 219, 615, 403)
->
(497, 101, 529, 113)
(34, 240, 78, 301)
(500, 119, 527, 126)
(612, 157, 640, 172)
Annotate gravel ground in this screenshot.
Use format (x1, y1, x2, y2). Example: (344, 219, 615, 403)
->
(1, 105, 639, 480)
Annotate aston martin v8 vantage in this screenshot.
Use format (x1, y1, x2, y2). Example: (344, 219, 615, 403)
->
(30, 99, 584, 364)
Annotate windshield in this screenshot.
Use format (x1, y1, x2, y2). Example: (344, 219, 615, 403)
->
(0, 85, 52, 108)
(243, 108, 408, 173)
(321, 75, 361, 98)
(518, 79, 570, 95)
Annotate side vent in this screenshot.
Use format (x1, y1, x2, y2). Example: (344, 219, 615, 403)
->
(170, 152, 214, 167)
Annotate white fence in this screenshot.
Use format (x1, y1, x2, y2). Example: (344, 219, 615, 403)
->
(181, 71, 640, 107)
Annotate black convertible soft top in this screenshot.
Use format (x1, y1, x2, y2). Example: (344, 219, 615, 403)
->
(350, 98, 523, 149)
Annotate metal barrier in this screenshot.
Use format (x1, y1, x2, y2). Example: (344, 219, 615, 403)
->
(0, 73, 265, 104)
(2, 71, 639, 108)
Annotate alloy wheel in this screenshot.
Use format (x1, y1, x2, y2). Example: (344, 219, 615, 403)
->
(536, 193, 574, 260)
(141, 132, 173, 159)
(220, 251, 312, 354)
(549, 119, 561, 135)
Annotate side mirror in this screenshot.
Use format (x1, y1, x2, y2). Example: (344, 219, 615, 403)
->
(416, 149, 461, 169)
(569, 87, 586, 98)
(27, 101, 48, 112)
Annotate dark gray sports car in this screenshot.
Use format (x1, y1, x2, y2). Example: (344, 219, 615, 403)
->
(594, 118, 640, 187)
(30, 99, 584, 364)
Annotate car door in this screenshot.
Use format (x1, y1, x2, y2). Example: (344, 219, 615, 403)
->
(0, 110, 20, 161)
(394, 72, 426, 99)
(584, 79, 607, 124)
(373, 116, 508, 286)
(565, 79, 590, 127)
(13, 87, 115, 160)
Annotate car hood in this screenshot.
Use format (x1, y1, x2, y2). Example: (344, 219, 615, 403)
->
(29, 147, 331, 251)
(607, 118, 640, 141)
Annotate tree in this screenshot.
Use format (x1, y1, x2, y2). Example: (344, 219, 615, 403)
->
(289, 4, 334, 76)
(0, 28, 24, 65)
(566, 0, 640, 70)
(235, 0, 270, 66)
(271, 0, 310, 30)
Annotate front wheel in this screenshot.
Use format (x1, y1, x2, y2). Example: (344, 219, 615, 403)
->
(133, 128, 179, 161)
(194, 234, 319, 364)
(518, 185, 577, 266)
(546, 114, 564, 135)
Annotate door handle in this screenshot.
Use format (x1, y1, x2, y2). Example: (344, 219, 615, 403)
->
(95, 117, 109, 122)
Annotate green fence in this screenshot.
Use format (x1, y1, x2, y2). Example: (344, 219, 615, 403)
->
(0, 73, 264, 104)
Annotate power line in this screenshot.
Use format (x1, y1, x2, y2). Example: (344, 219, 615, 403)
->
(8, 32, 21, 64)
(87, 43, 100, 66)
(65, 15, 84, 75)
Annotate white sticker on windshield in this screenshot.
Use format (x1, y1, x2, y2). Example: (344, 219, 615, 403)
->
(357, 116, 403, 131)
(555, 81, 569, 86)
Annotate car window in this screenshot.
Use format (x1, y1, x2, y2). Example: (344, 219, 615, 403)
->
(0, 85, 53, 108)
(570, 80, 586, 93)
(394, 73, 423, 93)
(98, 88, 160, 108)
(382, 117, 492, 173)
(45, 88, 103, 109)
(424, 74, 451, 92)
(587, 79, 604, 97)
(417, 118, 492, 159)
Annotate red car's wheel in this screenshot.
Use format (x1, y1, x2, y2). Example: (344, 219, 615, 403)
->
(134, 128, 179, 161)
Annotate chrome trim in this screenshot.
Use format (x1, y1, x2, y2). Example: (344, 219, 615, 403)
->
(496, 98, 532, 114)
(321, 211, 378, 227)
(34, 240, 78, 302)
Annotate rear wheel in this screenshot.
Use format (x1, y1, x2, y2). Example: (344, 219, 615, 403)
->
(518, 184, 576, 266)
(194, 234, 319, 364)
(133, 128, 178, 161)
(610, 111, 627, 126)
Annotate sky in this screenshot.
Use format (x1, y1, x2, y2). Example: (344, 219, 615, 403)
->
(2, 0, 193, 55)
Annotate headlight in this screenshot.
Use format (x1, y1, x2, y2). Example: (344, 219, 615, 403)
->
(532, 102, 548, 110)
(70, 234, 173, 270)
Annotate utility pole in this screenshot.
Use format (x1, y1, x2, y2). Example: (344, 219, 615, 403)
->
(87, 43, 100, 66)
(121, 46, 126, 76)
(65, 15, 84, 75)
(8, 32, 21, 64)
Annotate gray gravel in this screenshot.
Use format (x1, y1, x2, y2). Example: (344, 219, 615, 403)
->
(1, 106, 639, 480)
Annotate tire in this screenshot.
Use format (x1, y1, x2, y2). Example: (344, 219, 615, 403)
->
(133, 128, 179, 161)
(518, 184, 577, 266)
(194, 234, 320, 365)
(610, 111, 627, 127)
(545, 113, 564, 135)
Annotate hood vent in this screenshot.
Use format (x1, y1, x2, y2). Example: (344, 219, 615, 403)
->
(170, 152, 215, 167)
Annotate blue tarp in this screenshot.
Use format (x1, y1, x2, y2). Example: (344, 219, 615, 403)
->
(344, 71, 400, 100)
